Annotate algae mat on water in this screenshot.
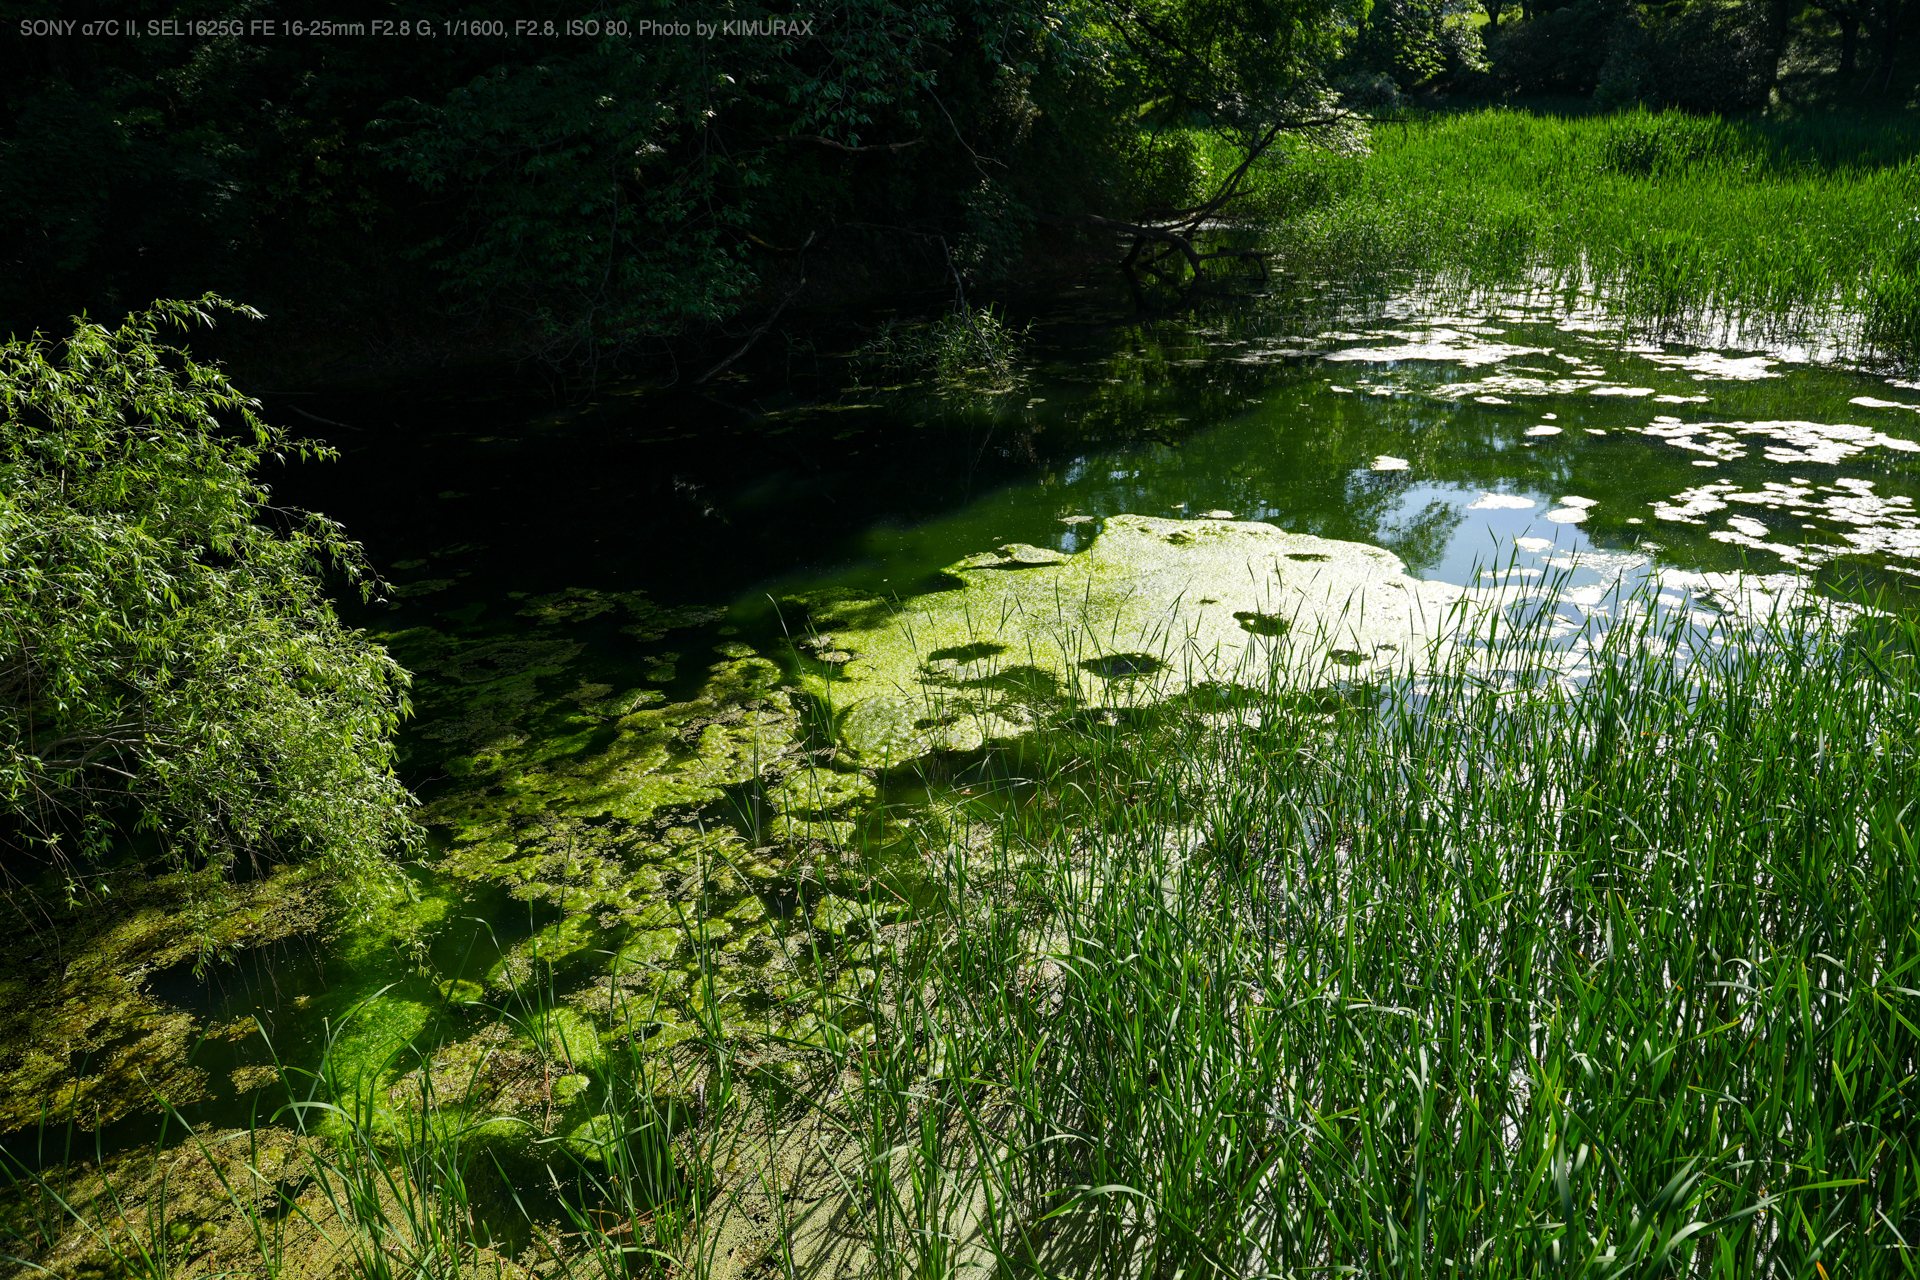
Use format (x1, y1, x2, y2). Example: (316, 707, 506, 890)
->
(795, 513, 1478, 763)
(0, 586, 824, 1141)
(0, 522, 1835, 1145)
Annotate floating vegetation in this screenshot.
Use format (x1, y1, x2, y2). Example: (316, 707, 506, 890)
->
(9, 565, 1916, 1275)
(779, 515, 1478, 765)
(0, 865, 328, 1131)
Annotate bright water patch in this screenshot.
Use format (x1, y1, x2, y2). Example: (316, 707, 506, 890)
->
(1096, 291, 1920, 590)
(757, 288, 1920, 623)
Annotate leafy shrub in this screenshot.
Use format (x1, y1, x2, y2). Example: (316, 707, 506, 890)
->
(1351, 0, 1449, 87)
(1131, 131, 1206, 214)
(956, 179, 1035, 289)
(1334, 71, 1407, 114)
(854, 306, 1030, 388)
(1493, 1, 1771, 113)
(1437, 20, 1493, 85)
(1593, 12, 1657, 109)
(0, 298, 416, 888)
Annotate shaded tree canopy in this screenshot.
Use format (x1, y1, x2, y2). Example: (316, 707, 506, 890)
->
(0, 0, 1910, 373)
(0, 0, 1354, 370)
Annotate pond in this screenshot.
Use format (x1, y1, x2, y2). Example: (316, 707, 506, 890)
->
(12, 272, 1920, 1179)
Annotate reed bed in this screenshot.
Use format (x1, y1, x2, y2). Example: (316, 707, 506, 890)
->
(1238, 107, 1920, 368)
(6, 575, 1918, 1276)
(838, 580, 1920, 1276)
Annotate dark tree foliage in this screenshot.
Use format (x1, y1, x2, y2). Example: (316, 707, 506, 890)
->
(2, 0, 1909, 371)
(0, 0, 1356, 372)
(369, 0, 1023, 373)
(1351, 0, 1449, 86)
(1032, 0, 1358, 294)
(0, 0, 1027, 363)
(1471, 0, 1918, 107)
(1812, 0, 1873, 76)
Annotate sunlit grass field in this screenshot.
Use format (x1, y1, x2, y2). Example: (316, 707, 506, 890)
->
(1230, 107, 1920, 368)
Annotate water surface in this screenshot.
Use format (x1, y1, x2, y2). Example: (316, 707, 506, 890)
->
(19, 275, 1920, 1161)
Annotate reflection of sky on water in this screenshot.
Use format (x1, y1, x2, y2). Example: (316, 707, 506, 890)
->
(749, 282, 1920, 628)
(1374, 482, 1609, 589)
(1300, 297, 1920, 592)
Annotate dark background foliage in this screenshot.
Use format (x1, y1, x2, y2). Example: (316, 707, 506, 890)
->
(0, 0, 1915, 382)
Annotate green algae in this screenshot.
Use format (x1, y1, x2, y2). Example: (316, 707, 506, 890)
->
(2, 565, 910, 1208)
(0, 1122, 356, 1278)
(13, 507, 1469, 1147)
(764, 767, 878, 847)
(425, 654, 798, 842)
(612, 928, 684, 972)
(381, 595, 896, 1109)
(788, 514, 1475, 764)
(398, 630, 585, 758)
(322, 994, 440, 1101)
(485, 911, 604, 990)
(0, 865, 328, 1132)
(329, 875, 464, 976)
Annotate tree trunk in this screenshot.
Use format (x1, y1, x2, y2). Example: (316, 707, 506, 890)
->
(1765, 0, 1793, 86)
(1840, 13, 1860, 75)
(1868, 0, 1908, 90)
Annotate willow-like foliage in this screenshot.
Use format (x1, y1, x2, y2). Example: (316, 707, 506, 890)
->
(0, 297, 416, 889)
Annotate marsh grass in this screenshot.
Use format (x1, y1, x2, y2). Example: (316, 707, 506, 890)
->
(809, 574, 1920, 1275)
(7, 571, 1919, 1276)
(1192, 107, 1920, 368)
(851, 306, 1030, 392)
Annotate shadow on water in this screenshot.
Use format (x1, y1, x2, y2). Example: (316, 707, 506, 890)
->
(16, 263, 1920, 1193)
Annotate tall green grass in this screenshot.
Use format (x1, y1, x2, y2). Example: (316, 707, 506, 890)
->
(7, 576, 1919, 1275)
(1226, 108, 1920, 369)
(819, 577, 1920, 1275)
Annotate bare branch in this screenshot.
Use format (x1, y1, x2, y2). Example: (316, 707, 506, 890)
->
(769, 134, 926, 155)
